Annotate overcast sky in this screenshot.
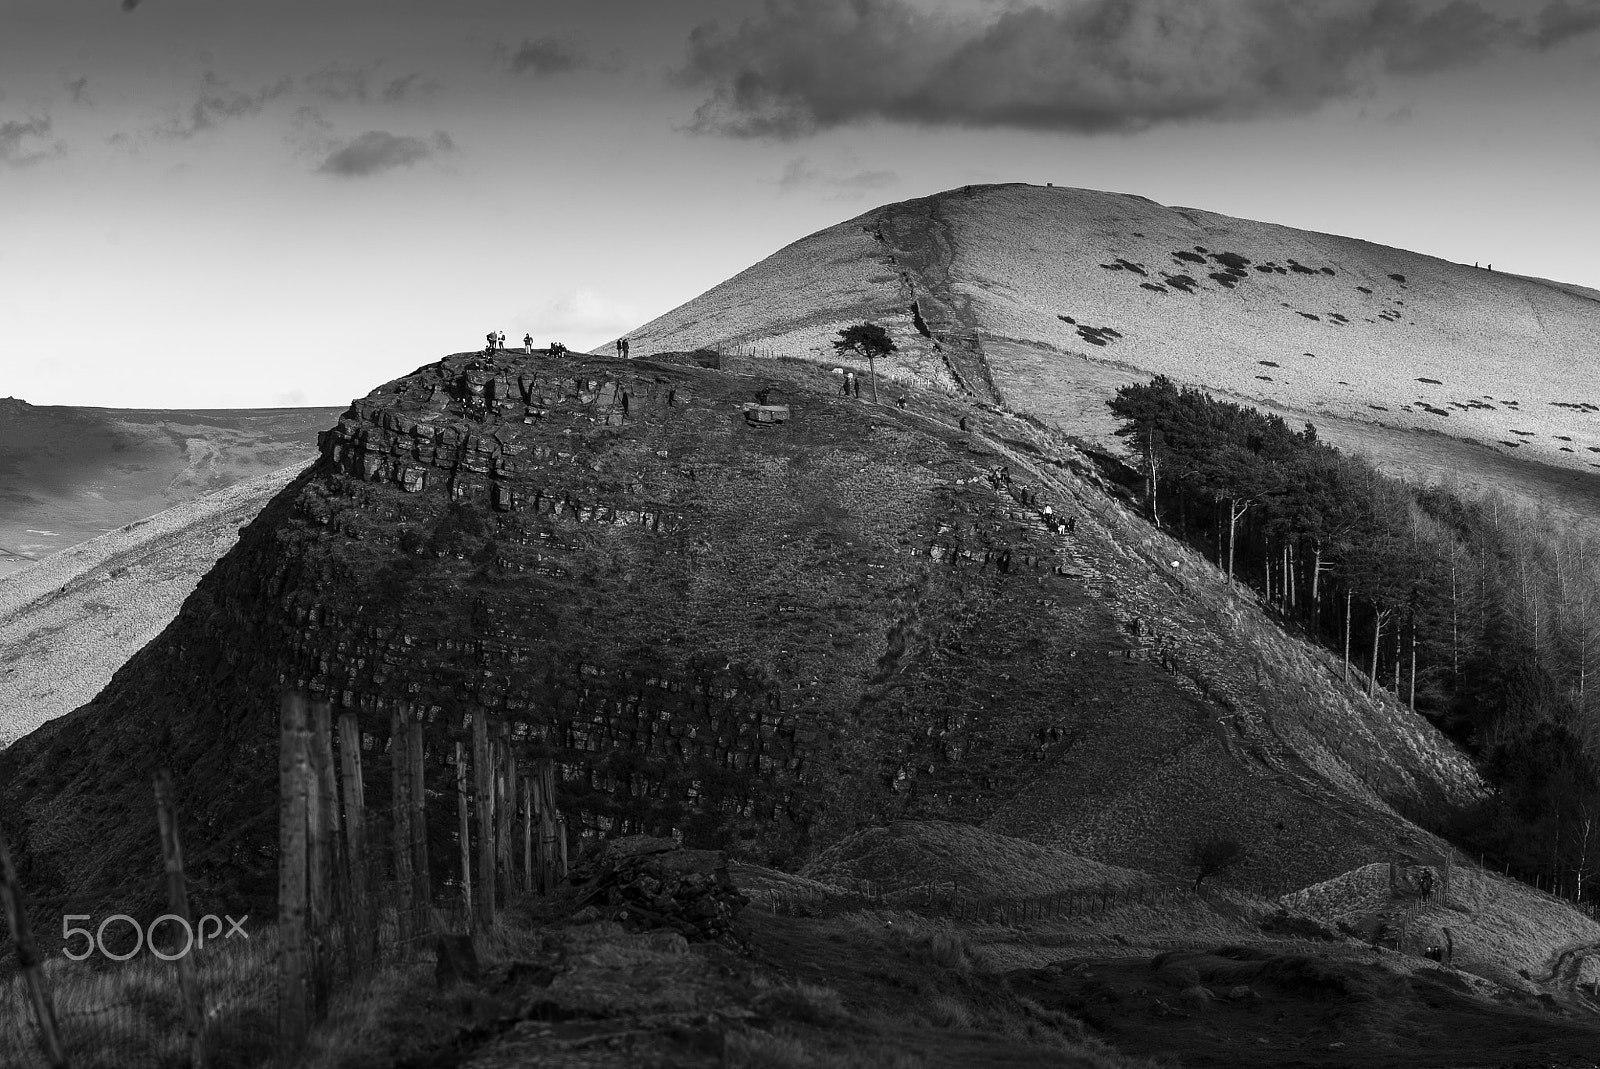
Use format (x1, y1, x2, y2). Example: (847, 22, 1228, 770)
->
(3, 0, 1598, 409)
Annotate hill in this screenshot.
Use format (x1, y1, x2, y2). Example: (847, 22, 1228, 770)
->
(0, 348, 1484, 922)
(609, 184, 1600, 528)
(0, 396, 335, 580)
(0, 463, 306, 748)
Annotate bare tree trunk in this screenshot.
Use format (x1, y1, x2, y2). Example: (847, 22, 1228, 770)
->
(1410, 614, 1419, 712)
(154, 769, 208, 1069)
(473, 712, 496, 930)
(1312, 543, 1324, 635)
(1369, 605, 1390, 698)
(1393, 616, 1403, 693)
(1227, 500, 1250, 586)
(1343, 589, 1353, 683)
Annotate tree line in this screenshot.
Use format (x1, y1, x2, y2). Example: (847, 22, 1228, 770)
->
(1108, 376, 1600, 899)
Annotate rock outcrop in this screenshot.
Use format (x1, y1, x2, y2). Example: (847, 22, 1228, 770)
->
(0, 348, 1480, 918)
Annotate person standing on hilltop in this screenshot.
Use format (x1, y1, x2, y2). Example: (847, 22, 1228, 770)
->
(623, 338, 630, 358)
(498, 331, 507, 350)
(485, 331, 497, 354)
(524, 333, 533, 354)
(615, 338, 622, 358)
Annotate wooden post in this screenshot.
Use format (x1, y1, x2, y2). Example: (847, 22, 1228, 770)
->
(472, 711, 496, 930)
(390, 707, 414, 952)
(154, 770, 208, 1069)
(456, 740, 473, 925)
(337, 710, 372, 969)
(0, 825, 68, 1069)
(277, 691, 312, 1062)
(408, 712, 431, 940)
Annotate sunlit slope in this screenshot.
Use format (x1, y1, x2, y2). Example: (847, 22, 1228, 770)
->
(612, 183, 1600, 479)
(942, 184, 1600, 471)
(0, 464, 307, 748)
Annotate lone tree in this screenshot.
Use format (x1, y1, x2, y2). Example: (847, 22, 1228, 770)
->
(832, 323, 897, 403)
(1188, 837, 1244, 892)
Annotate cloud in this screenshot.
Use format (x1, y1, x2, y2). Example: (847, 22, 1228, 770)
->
(516, 288, 640, 343)
(507, 36, 589, 77)
(381, 73, 440, 102)
(315, 129, 455, 177)
(66, 77, 92, 106)
(306, 66, 369, 103)
(776, 157, 900, 200)
(0, 116, 66, 168)
(1531, 0, 1600, 47)
(679, 0, 1598, 138)
(158, 72, 292, 139)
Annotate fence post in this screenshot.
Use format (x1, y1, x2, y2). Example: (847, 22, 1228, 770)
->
(337, 710, 372, 969)
(277, 691, 312, 1064)
(154, 769, 208, 1069)
(455, 740, 472, 926)
(472, 711, 496, 930)
(408, 711, 431, 941)
(0, 825, 68, 1069)
(389, 707, 415, 953)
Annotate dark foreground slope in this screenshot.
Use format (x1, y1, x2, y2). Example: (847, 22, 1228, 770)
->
(0, 350, 1480, 917)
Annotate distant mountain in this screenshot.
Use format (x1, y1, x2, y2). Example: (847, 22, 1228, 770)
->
(607, 183, 1600, 527)
(0, 397, 338, 580)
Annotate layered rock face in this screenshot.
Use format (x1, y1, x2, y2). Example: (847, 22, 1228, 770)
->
(0, 349, 1480, 916)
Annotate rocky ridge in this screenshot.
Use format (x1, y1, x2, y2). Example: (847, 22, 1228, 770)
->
(0, 349, 1481, 916)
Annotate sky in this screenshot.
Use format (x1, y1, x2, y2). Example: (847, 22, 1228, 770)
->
(2, 0, 1598, 409)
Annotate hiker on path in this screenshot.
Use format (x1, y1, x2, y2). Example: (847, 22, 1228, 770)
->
(615, 338, 624, 358)
(1066, 515, 1076, 534)
(498, 331, 506, 349)
(896, 396, 907, 410)
(622, 338, 630, 357)
(840, 372, 850, 396)
(524, 333, 533, 354)
(959, 416, 968, 432)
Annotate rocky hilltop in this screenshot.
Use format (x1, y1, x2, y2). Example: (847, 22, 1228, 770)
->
(0, 348, 1481, 915)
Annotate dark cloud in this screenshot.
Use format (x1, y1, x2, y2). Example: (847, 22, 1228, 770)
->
(0, 116, 65, 168)
(776, 158, 899, 200)
(159, 72, 291, 139)
(306, 67, 369, 103)
(316, 129, 454, 177)
(508, 36, 587, 77)
(680, 0, 1597, 138)
(1531, 0, 1600, 47)
(67, 77, 92, 107)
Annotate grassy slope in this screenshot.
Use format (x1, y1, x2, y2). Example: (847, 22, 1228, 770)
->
(0, 463, 307, 747)
(607, 183, 1600, 522)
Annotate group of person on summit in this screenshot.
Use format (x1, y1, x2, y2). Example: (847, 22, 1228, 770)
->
(478, 332, 630, 358)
